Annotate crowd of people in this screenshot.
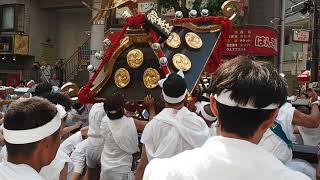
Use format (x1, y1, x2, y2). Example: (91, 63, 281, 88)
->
(0, 56, 320, 180)
(0, 60, 65, 89)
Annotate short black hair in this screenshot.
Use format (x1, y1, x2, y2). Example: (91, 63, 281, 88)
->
(35, 82, 52, 96)
(203, 104, 215, 117)
(104, 93, 124, 120)
(209, 56, 287, 138)
(163, 73, 187, 104)
(43, 93, 72, 111)
(4, 97, 58, 156)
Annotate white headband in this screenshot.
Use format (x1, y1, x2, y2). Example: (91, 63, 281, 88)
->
(159, 71, 188, 104)
(214, 90, 279, 110)
(108, 110, 118, 114)
(199, 102, 217, 122)
(162, 89, 188, 104)
(3, 104, 66, 144)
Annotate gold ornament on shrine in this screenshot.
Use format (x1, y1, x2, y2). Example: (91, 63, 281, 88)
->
(127, 49, 144, 68)
(81, 0, 139, 23)
(172, 53, 192, 71)
(143, 68, 160, 89)
(114, 68, 130, 88)
(185, 32, 203, 49)
(166, 32, 181, 49)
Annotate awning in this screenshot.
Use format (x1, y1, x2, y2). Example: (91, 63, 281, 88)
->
(297, 70, 311, 82)
(297, 70, 320, 82)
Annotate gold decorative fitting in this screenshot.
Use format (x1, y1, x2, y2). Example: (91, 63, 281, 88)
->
(61, 82, 79, 97)
(172, 53, 192, 71)
(166, 32, 181, 48)
(114, 68, 130, 88)
(221, 0, 240, 21)
(127, 49, 144, 68)
(177, 23, 222, 33)
(90, 33, 152, 96)
(185, 32, 203, 49)
(143, 68, 160, 89)
(60, 82, 79, 102)
(81, 0, 138, 23)
(112, 0, 137, 9)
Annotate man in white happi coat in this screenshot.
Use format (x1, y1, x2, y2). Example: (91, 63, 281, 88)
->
(135, 71, 210, 180)
(100, 92, 140, 180)
(0, 97, 66, 180)
(84, 102, 106, 180)
(195, 101, 218, 136)
(143, 57, 310, 180)
(70, 139, 89, 180)
(259, 90, 320, 179)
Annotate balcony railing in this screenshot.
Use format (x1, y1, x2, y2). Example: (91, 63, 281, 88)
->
(64, 38, 90, 83)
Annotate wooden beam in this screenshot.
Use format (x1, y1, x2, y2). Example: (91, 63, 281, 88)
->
(39, 0, 92, 9)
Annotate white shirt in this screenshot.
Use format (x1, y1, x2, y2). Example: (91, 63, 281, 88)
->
(259, 102, 296, 163)
(0, 146, 74, 180)
(70, 139, 89, 174)
(100, 115, 139, 173)
(141, 107, 210, 161)
(0, 144, 7, 162)
(60, 131, 83, 156)
(143, 136, 310, 180)
(87, 103, 106, 146)
(209, 122, 217, 137)
(0, 161, 45, 180)
(40, 149, 73, 180)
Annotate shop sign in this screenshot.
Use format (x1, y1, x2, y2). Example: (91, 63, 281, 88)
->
(293, 29, 310, 43)
(222, 26, 279, 56)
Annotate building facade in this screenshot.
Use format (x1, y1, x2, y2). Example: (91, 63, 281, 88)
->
(0, 0, 91, 86)
(283, 0, 311, 95)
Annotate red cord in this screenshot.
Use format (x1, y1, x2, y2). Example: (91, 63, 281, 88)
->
(148, 28, 170, 75)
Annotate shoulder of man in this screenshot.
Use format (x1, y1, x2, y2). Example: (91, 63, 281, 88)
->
(143, 157, 190, 180)
(140, 118, 158, 141)
(180, 107, 209, 128)
(280, 168, 311, 180)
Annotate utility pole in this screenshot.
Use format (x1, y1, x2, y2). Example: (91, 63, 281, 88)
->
(312, 0, 320, 82)
(279, 0, 286, 73)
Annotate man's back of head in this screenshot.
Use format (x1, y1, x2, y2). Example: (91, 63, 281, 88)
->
(3, 97, 65, 172)
(159, 71, 188, 108)
(209, 56, 287, 141)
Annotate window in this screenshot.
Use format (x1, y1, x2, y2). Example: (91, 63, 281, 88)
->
(0, 4, 25, 32)
(2, 6, 14, 30)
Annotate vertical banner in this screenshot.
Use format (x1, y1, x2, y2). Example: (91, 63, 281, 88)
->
(14, 35, 29, 55)
(39, 43, 54, 65)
